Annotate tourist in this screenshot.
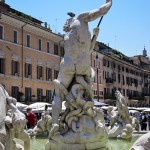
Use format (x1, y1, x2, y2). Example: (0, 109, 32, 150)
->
(141, 112, 148, 131)
(49, 0, 112, 138)
(26, 108, 37, 129)
(148, 112, 150, 130)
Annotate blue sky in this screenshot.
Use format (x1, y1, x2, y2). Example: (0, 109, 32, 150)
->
(6, 0, 150, 57)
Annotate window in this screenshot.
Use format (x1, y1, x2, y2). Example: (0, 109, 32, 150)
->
(13, 30, 18, 43)
(103, 59, 106, 66)
(104, 88, 106, 95)
(126, 77, 130, 85)
(118, 74, 120, 83)
(113, 63, 116, 69)
(0, 25, 3, 39)
(11, 86, 19, 100)
(46, 67, 52, 81)
(60, 46, 64, 57)
(11, 60, 19, 76)
(37, 88, 43, 101)
(47, 42, 50, 53)
(112, 72, 116, 81)
(0, 58, 5, 74)
(25, 63, 32, 78)
(118, 65, 120, 72)
(46, 90, 52, 103)
(27, 35, 31, 47)
(54, 44, 58, 55)
(25, 87, 31, 102)
(37, 66, 43, 79)
(122, 75, 125, 85)
(54, 70, 59, 79)
(107, 61, 110, 67)
(100, 91, 103, 95)
(38, 39, 42, 51)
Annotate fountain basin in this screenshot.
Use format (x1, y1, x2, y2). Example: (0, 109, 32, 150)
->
(15, 134, 141, 150)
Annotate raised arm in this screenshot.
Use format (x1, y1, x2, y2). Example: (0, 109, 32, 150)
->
(78, 0, 112, 22)
(90, 27, 99, 53)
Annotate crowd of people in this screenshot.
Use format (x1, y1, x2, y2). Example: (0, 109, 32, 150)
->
(130, 111, 150, 131)
(24, 106, 150, 133)
(105, 110, 150, 132)
(139, 112, 150, 131)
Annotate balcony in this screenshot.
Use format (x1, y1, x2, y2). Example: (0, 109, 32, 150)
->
(105, 78, 114, 84)
(104, 94, 116, 100)
(128, 95, 145, 101)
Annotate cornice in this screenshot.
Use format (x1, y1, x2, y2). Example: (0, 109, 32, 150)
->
(1, 13, 63, 43)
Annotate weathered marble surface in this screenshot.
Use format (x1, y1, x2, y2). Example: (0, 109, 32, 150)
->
(47, 0, 112, 149)
(130, 132, 150, 150)
(107, 91, 133, 139)
(0, 84, 7, 150)
(28, 111, 52, 136)
(0, 84, 30, 150)
(131, 115, 139, 131)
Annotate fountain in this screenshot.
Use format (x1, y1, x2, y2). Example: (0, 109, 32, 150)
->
(1, 0, 149, 150)
(0, 84, 30, 150)
(15, 135, 141, 150)
(107, 91, 133, 139)
(44, 0, 112, 150)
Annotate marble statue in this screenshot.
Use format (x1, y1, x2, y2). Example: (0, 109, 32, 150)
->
(28, 111, 52, 137)
(130, 132, 150, 150)
(115, 91, 131, 124)
(0, 84, 30, 150)
(107, 91, 133, 139)
(131, 114, 139, 131)
(0, 84, 7, 150)
(46, 0, 112, 149)
(107, 106, 118, 128)
(121, 124, 133, 139)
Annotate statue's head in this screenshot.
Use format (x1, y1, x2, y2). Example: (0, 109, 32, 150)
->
(115, 90, 121, 99)
(63, 12, 75, 32)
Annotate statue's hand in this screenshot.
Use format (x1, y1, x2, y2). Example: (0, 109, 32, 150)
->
(106, 0, 112, 3)
(93, 27, 99, 36)
(106, 0, 112, 8)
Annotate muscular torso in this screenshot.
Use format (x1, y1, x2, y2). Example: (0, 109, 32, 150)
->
(63, 18, 91, 74)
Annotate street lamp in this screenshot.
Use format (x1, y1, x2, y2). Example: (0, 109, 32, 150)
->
(96, 53, 99, 102)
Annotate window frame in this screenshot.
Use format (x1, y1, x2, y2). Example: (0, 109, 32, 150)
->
(0, 25, 4, 39)
(13, 30, 18, 44)
(27, 34, 31, 47)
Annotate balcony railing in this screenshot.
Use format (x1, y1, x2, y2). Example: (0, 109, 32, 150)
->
(128, 95, 145, 101)
(105, 78, 114, 84)
(104, 94, 116, 100)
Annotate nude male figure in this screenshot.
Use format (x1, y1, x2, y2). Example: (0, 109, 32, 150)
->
(50, 0, 112, 137)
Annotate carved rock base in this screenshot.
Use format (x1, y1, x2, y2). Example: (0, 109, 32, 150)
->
(45, 140, 106, 150)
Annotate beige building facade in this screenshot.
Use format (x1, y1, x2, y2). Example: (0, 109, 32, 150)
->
(0, 2, 63, 103)
(0, 1, 150, 107)
(93, 43, 150, 107)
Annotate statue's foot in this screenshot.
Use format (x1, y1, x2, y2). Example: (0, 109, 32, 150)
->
(49, 124, 59, 139)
